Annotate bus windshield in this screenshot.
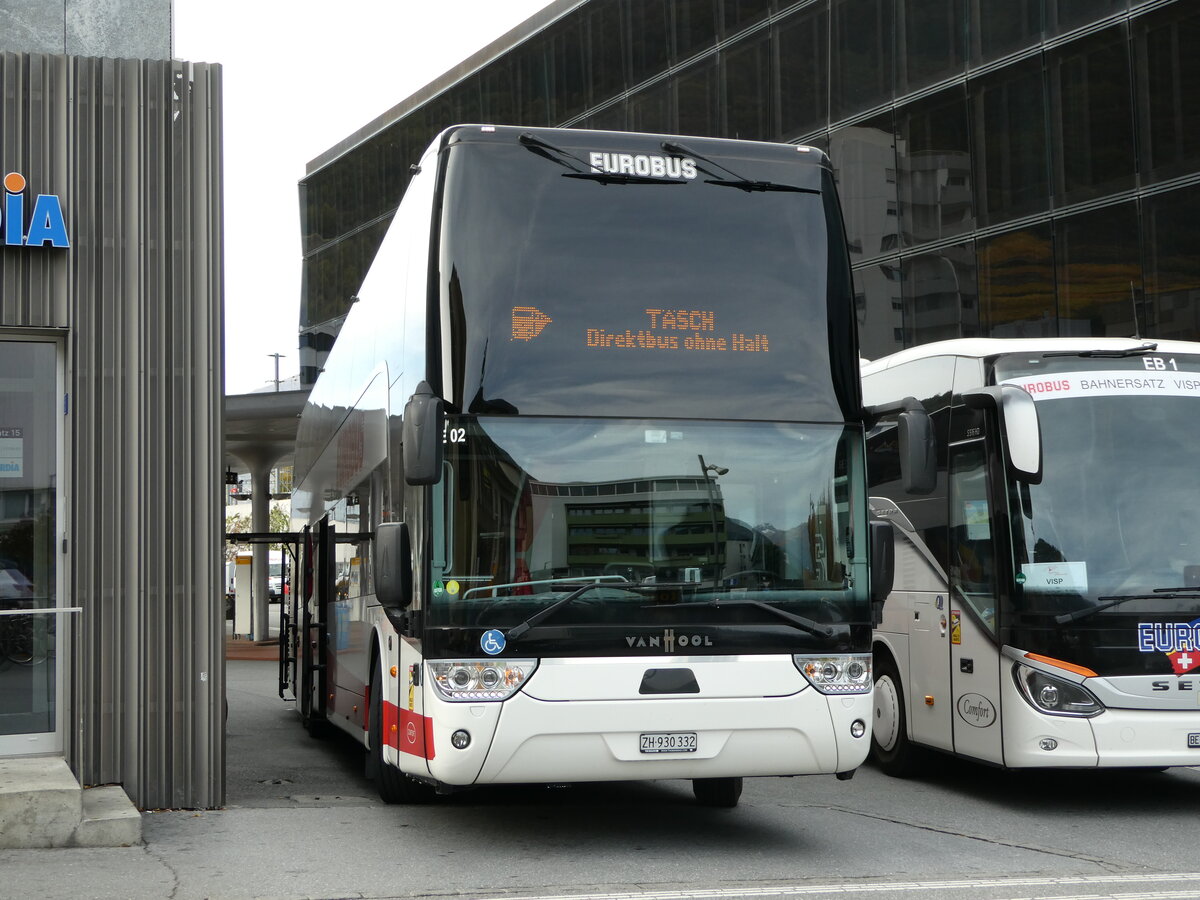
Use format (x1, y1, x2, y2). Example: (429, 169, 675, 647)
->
(997, 353, 1200, 624)
(438, 132, 858, 424)
(428, 417, 868, 653)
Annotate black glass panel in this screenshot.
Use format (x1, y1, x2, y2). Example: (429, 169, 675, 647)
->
(723, 0, 771, 37)
(830, 112, 898, 265)
(677, 58, 720, 137)
(550, 18, 588, 122)
(630, 0, 672, 86)
(1134, 5, 1200, 186)
(896, 85, 972, 248)
(724, 31, 773, 141)
(1055, 201, 1142, 338)
(585, 100, 629, 131)
(901, 242, 979, 345)
(897, 0, 967, 94)
(588, 0, 627, 101)
(302, 221, 390, 329)
(629, 81, 674, 134)
(970, 55, 1049, 227)
(831, 0, 894, 121)
(1143, 184, 1200, 342)
(777, 4, 828, 140)
(481, 58, 517, 125)
(517, 41, 553, 127)
(674, 0, 719, 62)
(969, 0, 1042, 67)
(978, 223, 1057, 338)
(854, 261, 905, 358)
(1046, 0, 1125, 38)
(1048, 24, 1134, 206)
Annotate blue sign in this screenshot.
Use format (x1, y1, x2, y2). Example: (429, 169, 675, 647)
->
(1, 172, 69, 248)
(480, 629, 506, 656)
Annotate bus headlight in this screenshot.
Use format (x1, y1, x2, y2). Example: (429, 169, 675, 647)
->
(1013, 663, 1103, 717)
(428, 660, 538, 702)
(794, 654, 872, 694)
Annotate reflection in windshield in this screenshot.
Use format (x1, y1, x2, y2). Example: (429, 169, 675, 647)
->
(1013, 393, 1200, 615)
(430, 417, 867, 632)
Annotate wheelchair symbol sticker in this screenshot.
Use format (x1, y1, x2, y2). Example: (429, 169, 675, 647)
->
(481, 629, 506, 656)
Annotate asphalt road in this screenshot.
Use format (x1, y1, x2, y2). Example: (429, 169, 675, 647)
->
(6, 659, 1200, 900)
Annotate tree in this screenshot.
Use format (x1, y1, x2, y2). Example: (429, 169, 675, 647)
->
(225, 503, 292, 562)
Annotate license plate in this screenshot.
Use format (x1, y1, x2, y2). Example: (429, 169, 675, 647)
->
(640, 732, 697, 754)
(1189, 733, 1200, 749)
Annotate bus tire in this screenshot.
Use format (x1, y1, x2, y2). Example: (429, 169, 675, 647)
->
(693, 777, 743, 808)
(369, 662, 435, 804)
(871, 656, 923, 777)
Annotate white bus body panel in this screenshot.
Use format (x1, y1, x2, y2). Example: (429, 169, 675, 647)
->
(1000, 654, 1200, 767)
(422, 655, 870, 786)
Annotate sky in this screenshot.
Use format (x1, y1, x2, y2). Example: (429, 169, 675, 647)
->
(173, 0, 554, 395)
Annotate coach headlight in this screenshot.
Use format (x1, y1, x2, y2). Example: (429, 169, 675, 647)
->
(428, 659, 538, 702)
(1013, 663, 1103, 717)
(794, 654, 872, 694)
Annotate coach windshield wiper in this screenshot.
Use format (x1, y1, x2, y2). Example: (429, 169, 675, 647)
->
(1042, 342, 1159, 360)
(520, 132, 686, 186)
(704, 597, 849, 641)
(505, 581, 636, 641)
(1054, 588, 1200, 624)
(660, 139, 820, 195)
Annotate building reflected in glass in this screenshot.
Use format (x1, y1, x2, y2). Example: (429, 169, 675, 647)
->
(300, 0, 1200, 381)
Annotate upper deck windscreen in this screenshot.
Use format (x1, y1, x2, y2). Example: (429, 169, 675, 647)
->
(437, 129, 858, 422)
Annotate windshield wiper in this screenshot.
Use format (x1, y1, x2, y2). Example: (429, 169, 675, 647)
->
(703, 597, 849, 641)
(562, 171, 687, 186)
(521, 132, 687, 186)
(1055, 588, 1200, 624)
(660, 139, 819, 195)
(1042, 341, 1159, 359)
(505, 581, 634, 641)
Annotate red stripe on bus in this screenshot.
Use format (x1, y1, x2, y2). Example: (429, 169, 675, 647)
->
(384, 701, 436, 760)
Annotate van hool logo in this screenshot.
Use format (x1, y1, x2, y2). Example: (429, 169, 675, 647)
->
(625, 628, 713, 653)
(1, 172, 70, 248)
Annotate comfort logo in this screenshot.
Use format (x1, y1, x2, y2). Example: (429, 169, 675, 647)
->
(1, 172, 70, 248)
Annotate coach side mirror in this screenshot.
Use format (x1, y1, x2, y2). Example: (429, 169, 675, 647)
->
(869, 519, 895, 622)
(402, 381, 444, 485)
(898, 406, 936, 495)
(963, 385, 1042, 484)
(374, 522, 413, 609)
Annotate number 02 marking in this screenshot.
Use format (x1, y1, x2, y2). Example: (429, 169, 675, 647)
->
(443, 425, 467, 444)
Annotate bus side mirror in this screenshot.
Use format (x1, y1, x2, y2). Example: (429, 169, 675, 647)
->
(963, 384, 1042, 483)
(869, 518, 894, 622)
(402, 381, 444, 485)
(898, 407, 936, 495)
(374, 522, 413, 609)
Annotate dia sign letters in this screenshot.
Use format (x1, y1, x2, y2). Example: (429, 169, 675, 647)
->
(1, 172, 70, 248)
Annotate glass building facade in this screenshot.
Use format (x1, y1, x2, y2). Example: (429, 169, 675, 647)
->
(300, 0, 1200, 382)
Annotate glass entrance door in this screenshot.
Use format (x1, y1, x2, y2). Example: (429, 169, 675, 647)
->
(0, 338, 63, 755)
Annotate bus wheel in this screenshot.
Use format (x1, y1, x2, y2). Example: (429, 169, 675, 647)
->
(871, 658, 922, 777)
(693, 777, 742, 808)
(369, 663, 435, 804)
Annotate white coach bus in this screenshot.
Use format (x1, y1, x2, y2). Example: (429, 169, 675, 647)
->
(281, 125, 910, 807)
(863, 337, 1200, 774)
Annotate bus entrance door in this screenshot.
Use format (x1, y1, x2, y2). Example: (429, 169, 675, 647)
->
(948, 441, 1003, 764)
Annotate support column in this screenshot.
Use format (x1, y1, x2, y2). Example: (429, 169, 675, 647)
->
(249, 464, 272, 641)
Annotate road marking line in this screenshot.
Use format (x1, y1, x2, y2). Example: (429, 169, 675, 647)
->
(474, 873, 1200, 900)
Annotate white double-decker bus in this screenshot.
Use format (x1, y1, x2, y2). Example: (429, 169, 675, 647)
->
(283, 125, 903, 807)
(863, 337, 1200, 774)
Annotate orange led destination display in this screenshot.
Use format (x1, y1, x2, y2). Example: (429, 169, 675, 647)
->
(511, 306, 769, 353)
